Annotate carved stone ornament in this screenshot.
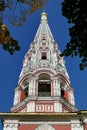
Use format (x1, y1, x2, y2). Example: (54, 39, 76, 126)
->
(35, 123, 55, 130)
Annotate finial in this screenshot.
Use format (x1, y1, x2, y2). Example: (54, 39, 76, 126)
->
(41, 10, 48, 22)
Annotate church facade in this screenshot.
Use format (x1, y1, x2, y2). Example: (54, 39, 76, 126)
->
(0, 12, 87, 130)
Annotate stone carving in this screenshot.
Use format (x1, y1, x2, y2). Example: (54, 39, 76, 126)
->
(35, 123, 55, 130)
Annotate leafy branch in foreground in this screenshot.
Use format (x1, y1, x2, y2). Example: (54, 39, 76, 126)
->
(61, 0, 87, 70)
(0, 22, 20, 55)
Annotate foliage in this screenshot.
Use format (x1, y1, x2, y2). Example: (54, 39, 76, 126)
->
(0, 0, 47, 54)
(17, 0, 47, 14)
(0, 22, 20, 54)
(61, 0, 87, 70)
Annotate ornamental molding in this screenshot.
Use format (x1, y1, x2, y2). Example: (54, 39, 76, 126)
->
(11, 95, 77, 112)
(33, 69, 55, 77)
(35, 123, 55, 130)
(4, 120, 19, 128)
(18, 73, 32, 85)
(18, 68, 56, 85)
(55, 73, 70, 85)
(19, 121, 70, 125)
(11, 96, 37, 112)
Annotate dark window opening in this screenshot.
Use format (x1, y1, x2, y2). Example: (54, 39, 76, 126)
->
(25, 87, 28, 96)
(61, 88, 65, 97)
(42, 53, 47, 60)
(22, 80, 28, 97)
(20, 79, 29, 101)
(38, 82, 51, 96)
(42, 38, 46, 40)
(60, 81, 65, 98)
(38, 74, 51, 96)
(42, 42, 46, 45)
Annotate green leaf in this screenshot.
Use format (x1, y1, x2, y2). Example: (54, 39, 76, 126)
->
(4, 30, 10, 36)
(3, 43, 10, 50)
(11, 39, 18, 46)
(15, 45, 20, 50)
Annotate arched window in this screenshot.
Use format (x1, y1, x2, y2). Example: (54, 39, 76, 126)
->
(21, 79, 29, 97)
(38, 74, 51, 96)
(42, 52, 47, 60)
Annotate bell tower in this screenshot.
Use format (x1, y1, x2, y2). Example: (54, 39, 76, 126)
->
(11, 12, 77, 113)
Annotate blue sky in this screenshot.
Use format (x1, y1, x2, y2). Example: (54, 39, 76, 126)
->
(0, 0, 87, 129)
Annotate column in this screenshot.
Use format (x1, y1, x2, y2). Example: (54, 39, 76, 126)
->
(28, 78, 33, 95)
(13, 87, 20, 105)
(69, 88, 75, 105)
(53, 78, 61, 96)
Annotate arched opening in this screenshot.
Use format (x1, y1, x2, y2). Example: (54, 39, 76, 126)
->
(42, 52, 47, 60)
(60, 80, 65, 98)
(22, 79, 29, 96)
(20, 79, 29, 101)
(60, 79, 70, 102)
(38, 74, 51, 96)
(35, 123, 55, 130)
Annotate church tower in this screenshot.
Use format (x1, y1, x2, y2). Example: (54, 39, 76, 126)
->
(11, 12, 77, 113)
(1, 12, 87, 130)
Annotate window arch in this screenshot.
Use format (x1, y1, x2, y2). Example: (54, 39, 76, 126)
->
(21, 79, 29, 97)
(38, 74, 51, 96)
(42, 52, 47, 60)
(35, 123, 55, 130)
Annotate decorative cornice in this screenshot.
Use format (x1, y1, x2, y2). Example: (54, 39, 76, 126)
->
(1, 110, 87, 125)
(0, 111, 87, 117)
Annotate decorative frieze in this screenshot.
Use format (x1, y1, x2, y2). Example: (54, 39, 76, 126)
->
(3, 120, 18, 130)
(36, 104, 53, 112)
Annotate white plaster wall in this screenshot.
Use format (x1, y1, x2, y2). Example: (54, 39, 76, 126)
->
(54, 102, 62, 112)
(69, 90, 75, 105)
(14, 89, 20, 105)
(27, 101, 35, 112)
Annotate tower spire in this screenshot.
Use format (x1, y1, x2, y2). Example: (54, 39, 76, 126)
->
(11, 12, 77, 113)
